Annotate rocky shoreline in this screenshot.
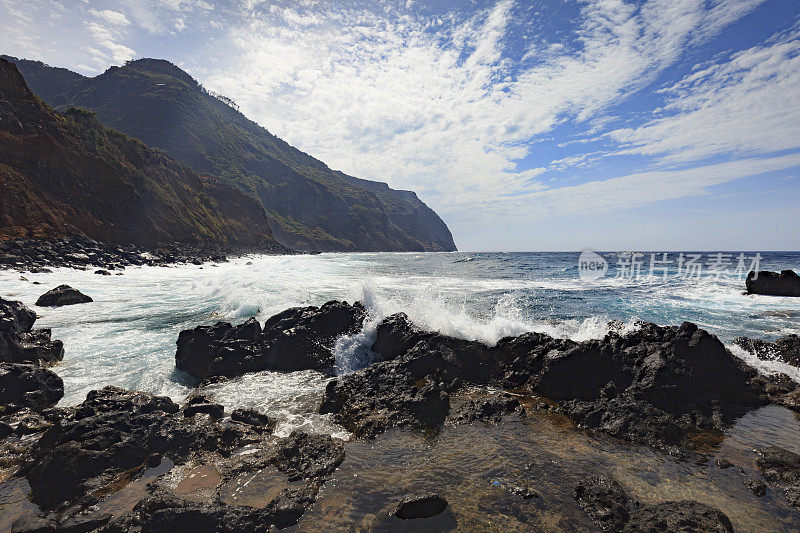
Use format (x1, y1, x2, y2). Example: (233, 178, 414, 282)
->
(0, 235, 292, 273)
(2, 297, 800, 530)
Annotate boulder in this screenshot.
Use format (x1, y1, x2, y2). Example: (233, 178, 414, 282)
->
(35, 285, 93, 307)
(756, 446, 800, 508)
(1, 298, 63, 366)
(746, 270, 800, 296)
(175, 301, 366, 381)
(574, 475, 733, 532)
(395, 493, 449, 519)
(231, 408, 276, 432)
(0, 362, 63, 413)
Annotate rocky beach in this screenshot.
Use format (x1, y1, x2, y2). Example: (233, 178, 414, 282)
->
(2, 253, 800, 531)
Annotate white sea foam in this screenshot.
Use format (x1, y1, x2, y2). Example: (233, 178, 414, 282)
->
(728, 344, 800, 383)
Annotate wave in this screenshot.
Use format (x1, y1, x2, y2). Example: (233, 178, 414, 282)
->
(728, 344, 800, 384)
(333, 280, 640, 375)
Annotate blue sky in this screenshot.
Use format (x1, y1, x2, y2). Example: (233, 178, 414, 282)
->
(1, 0, 799, 251)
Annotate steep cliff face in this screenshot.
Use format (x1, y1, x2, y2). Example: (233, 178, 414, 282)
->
(0, 58, 279, 248)
(3, 56, 457, 252)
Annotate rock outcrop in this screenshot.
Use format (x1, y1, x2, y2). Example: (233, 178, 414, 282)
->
(13, 386, 344, 530)
(733, 334, 800, 368)
(746, 270, 800, 297)
(574, 475, 733, 532)
(0, 362, 63, 414)
(320, 310, 767, 451)
(35, 284, 93, 307)
(176, 301, 366, 380)
(1, 297, 63, 365)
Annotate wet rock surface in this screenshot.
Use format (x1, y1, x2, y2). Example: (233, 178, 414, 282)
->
(0, 363, 63, 414)
(733, 334, 800, 368)
(35, 285, 93, 307)
(746, 269, 800, 297)
(574, 475, 733, 532)
(0, 386, 344, 531)
(0, 298, 63, 366)
(321, 311, 767, 451)
(176, 301, 366, 380)
(757, 446, 800, 508)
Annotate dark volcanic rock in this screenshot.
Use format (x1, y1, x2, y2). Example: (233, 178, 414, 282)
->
(231, 408, 276, 432)
(101, 431, 343, 532)
(183, 402, 224, 419)
(574, 475, 733, 532)
(574, 476, 631, 532)
(746, 270, 800, 296)
(395, 493, 449, 519)
(624, 500, 733, 532)
(0, 362, 63, 414)
(320, 343, 451, 438)
(176, 301, 366, 380)
(16, 385, 345, 529)
(35, 285, 93, 307)
(756, 446, 800, 508)
(322, 312, 765, 450)
(733, 335, 800, 368)
(1, 298, 63, 366)
(449, 394, 521, 425)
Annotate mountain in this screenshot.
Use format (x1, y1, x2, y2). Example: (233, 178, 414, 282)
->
(3, 56, 457, 252)
(0, 58, 281, 249)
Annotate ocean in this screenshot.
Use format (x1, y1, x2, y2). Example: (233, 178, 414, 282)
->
(2, 251, 799, 438)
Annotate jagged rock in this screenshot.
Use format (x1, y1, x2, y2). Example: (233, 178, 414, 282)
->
(322, 313, 766, 450)
(35, 285, 92, 307)
(183, 402, 224, 419)
(624, 500, 733, 532)
(449, 395, 520, 425)
(0, 298, 63, 366)
(175, 301, 366, 380)
(0, 363, 63, 414)
(574, 475, 733, 532)
(744, 477, 767, 497)
(320, 344, 451, 438)
(231, 408, 276, 432)
(733, 335, 800, 368)
(746, 270, 800, 296)
(395, 493, 449, 519)
(574, 476, 630, 531)
(757, 446, 800, 508)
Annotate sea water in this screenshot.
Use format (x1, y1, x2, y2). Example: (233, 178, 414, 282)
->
(1, 251, 798, 437)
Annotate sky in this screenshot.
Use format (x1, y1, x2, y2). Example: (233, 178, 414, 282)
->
(1, 0, 799, 251)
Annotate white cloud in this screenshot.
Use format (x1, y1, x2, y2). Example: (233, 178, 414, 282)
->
(607, 28, 800, 163)
(201, 0, 771, 216)
(90, 9, 130, 27)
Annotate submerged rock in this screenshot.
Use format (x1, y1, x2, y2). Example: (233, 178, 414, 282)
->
(35, 285, 93, 307)
(175, 301, 366, 380)
(395, 493, 449, 519)
(0, 297, 63, 366)
(746, 270, 800, 297)
(574, 475, 733, 532)
(757, 446, 800, 508)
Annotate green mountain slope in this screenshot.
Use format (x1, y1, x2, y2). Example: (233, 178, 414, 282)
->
(0, 58, 280, 249)
(3, 56, 457, 252)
